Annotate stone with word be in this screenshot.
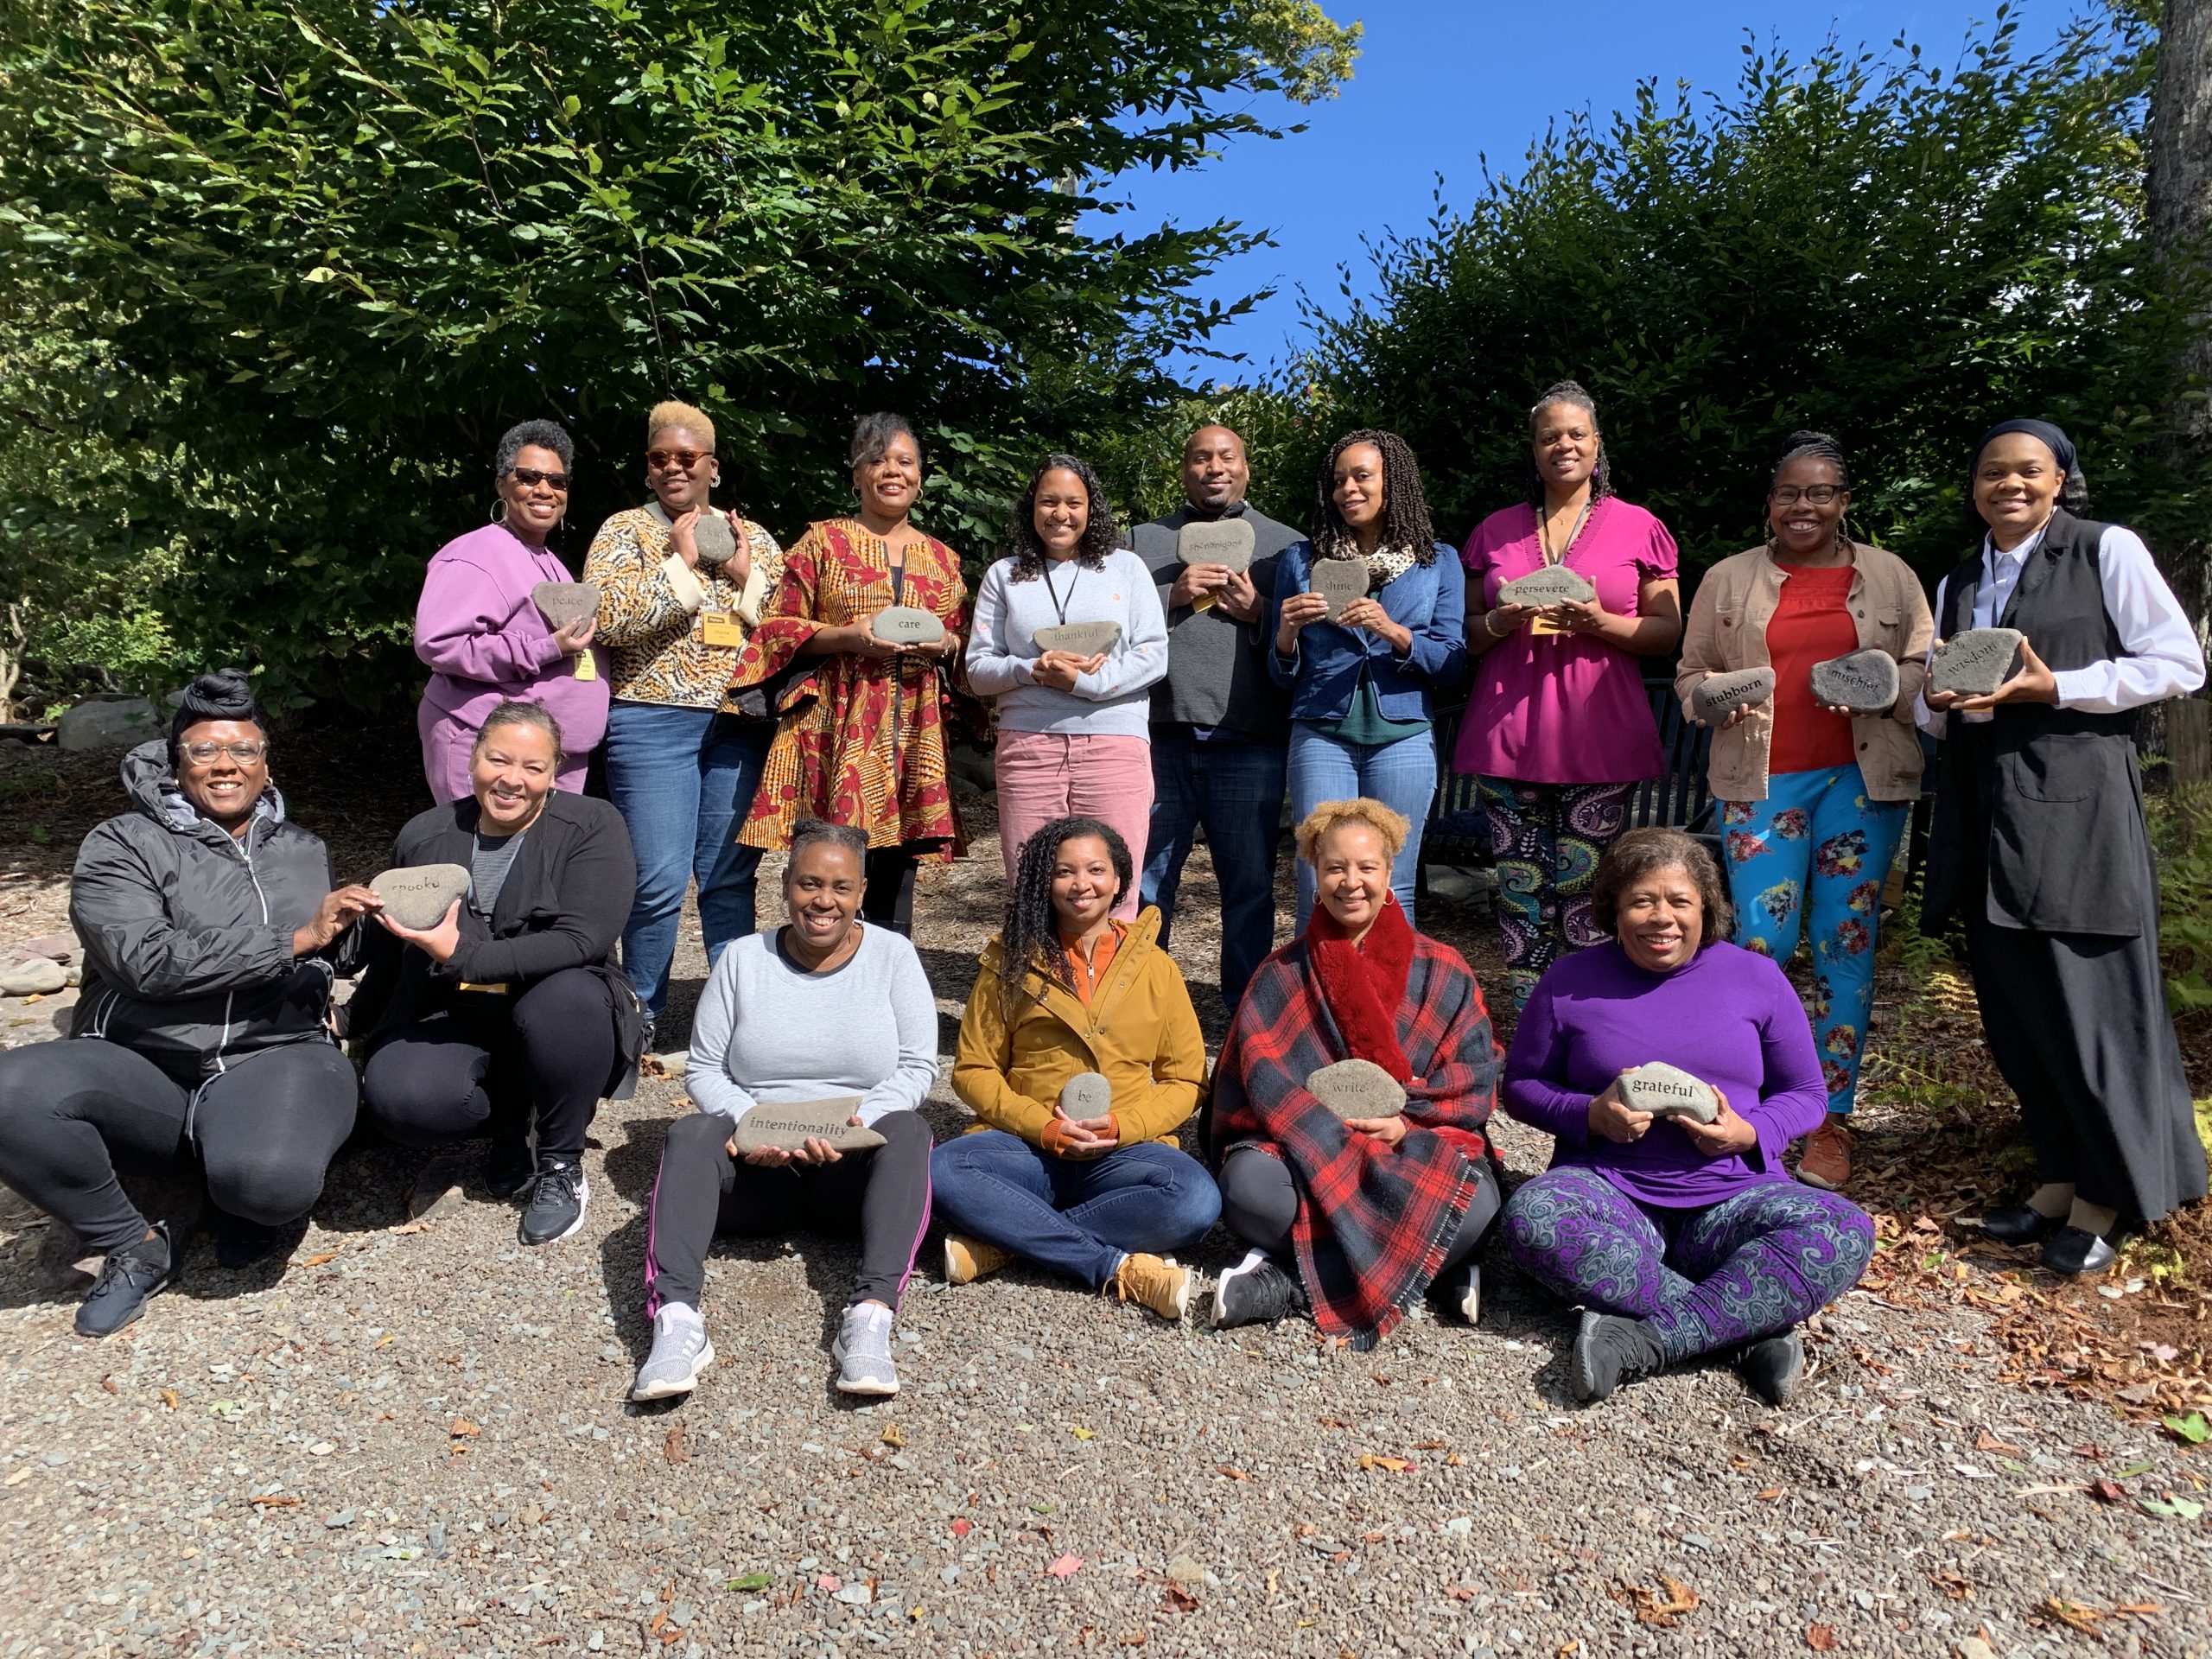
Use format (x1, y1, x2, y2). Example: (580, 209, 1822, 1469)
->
(873, 606, 945, 647)
(1618, 1062, 1720, 1125)
(1305, 1058, 1407, 1120)
(1928, 628, 2024, 698)
(728, 1098, 887, 1154)
(1690, 666, 1776, 724)
(1177, 518, 1256, 574)
(1308, 560, 1370, 620)
(531, 582, 601, 632)
(1808, 648, 1900, 715)
(1033, 620, 1122, 658)
(691, 513, 737, 567)
(371, 864, 472, 931)
(1497, 565, 1597, 607)
(1058, 1072, 1113, 1120)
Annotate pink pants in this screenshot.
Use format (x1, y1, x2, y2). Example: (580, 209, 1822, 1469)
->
(993, 730, 1154, 919)
(419, 702, 589, 805)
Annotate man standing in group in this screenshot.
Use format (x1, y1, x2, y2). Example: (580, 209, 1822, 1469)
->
(1132, 424, 1299, 1011)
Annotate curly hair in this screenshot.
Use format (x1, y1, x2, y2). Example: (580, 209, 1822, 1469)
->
(1311, 429, 1438, 564)
(997, 815, 1133, 1009)
(1007, 454, 1118, 581)
(1524, 380, 1614, 506)
(493, 419, 573, 480)
(1294, 797, 1410, 867)
(1588, 828, 1733, 944)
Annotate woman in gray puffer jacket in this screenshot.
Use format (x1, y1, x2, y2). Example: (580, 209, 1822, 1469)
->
(0, 671, 379, 1338)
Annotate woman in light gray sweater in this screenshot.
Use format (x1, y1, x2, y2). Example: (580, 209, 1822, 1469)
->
(633, 820, 938, 1402)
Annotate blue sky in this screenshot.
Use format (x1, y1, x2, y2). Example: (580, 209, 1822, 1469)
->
(1106, 0, 2074, 379)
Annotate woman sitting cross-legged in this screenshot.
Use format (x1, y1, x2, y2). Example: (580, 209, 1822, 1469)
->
(1499, 828, 1876, 1405)
(1208, 798, 1502, 1346)
(632, 820, 938, 1402)
(933, 817, 1219, 1321)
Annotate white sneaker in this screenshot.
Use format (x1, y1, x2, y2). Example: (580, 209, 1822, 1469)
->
(630, 1304, 715, 1400)
(832, 1301, 899, 1396)
(1452, 1262, 1482, 1326)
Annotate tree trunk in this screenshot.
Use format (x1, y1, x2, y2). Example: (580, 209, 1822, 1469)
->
(2148, 0, 2212, 630)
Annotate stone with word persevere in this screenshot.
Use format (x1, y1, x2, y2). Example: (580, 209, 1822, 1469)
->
(1058, 1071, 1113, 1120)
(873, 606, 946, 647)
(1690, 666, 1776, 724)
(1927, 628, 2024, 698)
(1033, 620, 1122, 658)
(531, 582, 601, 632)
(1497, 565, 1597, 607)
(1177, 518, 1256, 573)
(1308, 560, 1370, 620)
(1617, 1062, 1720, 1125)
(1808, 648, 1900, 715)
(1305, 1058, 1407, 1120)
(690, 512, 737, 567)
(728, 1098, 887, 1154)
(371, 864, 472, 931)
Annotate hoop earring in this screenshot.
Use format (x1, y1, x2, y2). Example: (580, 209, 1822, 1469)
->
(491, 498, 508, 524)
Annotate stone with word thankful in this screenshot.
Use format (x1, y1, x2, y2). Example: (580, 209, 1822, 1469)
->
(1690, 666, 1776, 724)
(1617, 1062, 1720, 1125)
(531, 582, 601, 632)
(1308, 560, 1370, 620)
(873, 606, 946, 647)
(1305, 1058, 1407, 1120)
(1497, 565, 1597, 608)
(691, 513, 737, 567)
(1177, 518, 1256, 573)
(1033, 620, 1122, 658)
(1808, 648, 1900, 715)
(728, 1098, 887, 1154)
(1058, 1072, 1113, 1120)
(1928, 628, 2024, 698)
(371, 864, 472, 931)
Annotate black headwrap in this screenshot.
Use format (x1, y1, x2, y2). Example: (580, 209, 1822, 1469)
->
(168, 668, 269, 763)
(1970, 418, 2088, 518)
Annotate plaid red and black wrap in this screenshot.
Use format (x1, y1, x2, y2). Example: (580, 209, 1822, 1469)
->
(1210, 903, 1501, 1348)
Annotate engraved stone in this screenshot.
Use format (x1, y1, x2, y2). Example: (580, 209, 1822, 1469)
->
(1177, 518, 1256, 573)
(1808, 648, 1900, 715)
(1305, 1058, 1407, 1120)
(873, 606, 946, 647)
(1033, 620, 1122, 657)
(1308, 560, 1370, 620)
(1690, 666, 1776, 723)
(691, 513, 737, 567)
(1497, 565, 1597, 607)
(1058, 1071, 1113, 1120)
(727, 1098, 887, 1154)
(531, 582, 601, 632)
(1617, 1062, 1721, 1125)
(371, 863, 472, 931)
(1928, 628, 2024, 698)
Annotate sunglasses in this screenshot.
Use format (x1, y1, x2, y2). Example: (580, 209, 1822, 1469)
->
(647, 448, 712, 472)
(508, 467, 570, 492)
(181, 740, 269, 764)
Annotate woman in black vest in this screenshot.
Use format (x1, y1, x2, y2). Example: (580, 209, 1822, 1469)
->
(1920, 419, 2207, 1274)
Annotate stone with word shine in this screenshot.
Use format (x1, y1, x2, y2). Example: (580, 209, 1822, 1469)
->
(728, 1098, 887, 1154)
(1928, 628, 2024, 698)
(371, 864, 472, 931)
(1691, 666, 1776, 724)
(531, 582, 601, 632)
(873, 606, 946, 647)
(1618, 1062, 1721, 1125)
(1497, 565, 1597, 607)
(1305, 1058, 1408, 1120)
(1058, 1072, 1113, 1120)
(690, 513, 737, 567)
(1808, 648, 1900, 715)
(1177, 518, 1256, 573)
(1033, 620, 1122, 658)
(1308, 560, 1370, 620)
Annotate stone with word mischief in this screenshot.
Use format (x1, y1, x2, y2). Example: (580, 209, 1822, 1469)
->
(1033, 620, 1122, 658)
(1177, 518, 1256, 573)
(1617, 1062, 1721, 1125)
(1058, 1071, 1113, 1120)
(1308, 560, 1370, 620)
(1808, 647, 1900, 715)
(1690, 665, 1776, 724)
(1305, 1058, 1408, 1120)
(1497, 565, 1597, 607)
(691, 513, 737, 567)
(531, 582, 601, 632)
(873, 606, 946, 647)
(728, 1098, 887, 1154)
(1927, 628, 2024, 698)
(371, 864, 472, 931)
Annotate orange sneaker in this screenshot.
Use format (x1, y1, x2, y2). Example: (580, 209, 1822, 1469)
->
(1796, 1117, 1854, 1191)
(943, 1233, 1012, 1286)
(1106, 1253, 1192, 1321)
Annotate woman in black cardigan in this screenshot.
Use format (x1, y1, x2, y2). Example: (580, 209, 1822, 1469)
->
(353, 700, 644, 1246)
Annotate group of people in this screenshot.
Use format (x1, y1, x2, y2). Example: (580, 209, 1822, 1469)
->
(0, 393, 2201, 1418)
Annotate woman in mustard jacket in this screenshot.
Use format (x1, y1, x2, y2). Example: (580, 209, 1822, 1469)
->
(934, 816, 1218, 1320)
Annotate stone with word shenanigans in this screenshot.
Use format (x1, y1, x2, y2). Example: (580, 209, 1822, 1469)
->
(1305, 1058, 1408, 1120)
(690, 512, 737, 567)
(1308, 560, 1370, 620)
(1058, 1072, 1113, 1120)
(1497, 565, 1597, 607)
(873, 606, 946, 647)
(1690, 666, 1776, 724)
(728, 1098, 887, 1154)
(1176, 518, 1256, 573)
(1618, 1062, 1721, 1125)
(531, 582, 601, 632)
(1928, 628, 2024, 698)
(1808, 648, 1900, 715)
(371, 864, 472, 931)
(1033, 620, 1122, 658)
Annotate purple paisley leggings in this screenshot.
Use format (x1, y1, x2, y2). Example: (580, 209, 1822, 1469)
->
(1478, 778, 1636, 1012)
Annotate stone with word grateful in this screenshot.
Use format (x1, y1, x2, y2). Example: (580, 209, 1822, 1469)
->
(728, 1097, 887, 1154)
(1617, 1062, 1720, 1125)
(1176, 518, 1256, 573)
(1808, 648, 1900, 715)
(873, 605, 946, 647)
(1308, 560, 1370, 620)
(690, 513, 737, 567)
(1305, 1058, 1407, 1120)
(531, 582, 601, 632)
(1033, 620, 1122, 658)
(371, 864, 472, 931)
(1927, 628, 2024, 698)
(1497, 565, 1597, 608)
(1058, 1071, 1113, 1120)
(1690, 666, 1776, 724)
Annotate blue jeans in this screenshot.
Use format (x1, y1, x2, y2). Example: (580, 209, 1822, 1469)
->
(929, 1130, 1222, 1289)
(1287, 721, 1436, 931)
(604, 700, 773, 1020)
(1141, 728, 1288, 1010)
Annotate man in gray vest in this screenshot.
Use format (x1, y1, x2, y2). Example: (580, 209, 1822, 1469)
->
(1131, 425, 1299, 1010)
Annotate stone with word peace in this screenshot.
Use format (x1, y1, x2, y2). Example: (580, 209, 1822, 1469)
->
(1058, 1071, 1113, 1120)
(728, 1098, 887, 1154)
(873, 606, 946, 647)
(1308, 560, 1370, 620)
(1305, 1058, 1408, 1120)
(371, 864, 472, 931)
(531, 582, 601, 632)
(1497, 565, 1597, 607)
(1176, 518, 1256, 574)
(1808, 647, 1900, 715)
(1927, 628, 2024, 698)
(691, 512, 737, 567)
(1033, 620, 1122, 658)
(1617, 1062, 1720, 1125)
(1690, 666, 1776, 724)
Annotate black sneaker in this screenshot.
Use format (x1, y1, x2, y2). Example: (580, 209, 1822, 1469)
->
(212, 1211, 282, 1270)
(482, 1136, 535, 1199)
(1737, 1329, 1805, 1407)
(1571, 1310, 1665, 1402)
(75, 1223, 179, 1339)
(518, 1160, 588, 1246)
(1211, 1249, 1305, 1329)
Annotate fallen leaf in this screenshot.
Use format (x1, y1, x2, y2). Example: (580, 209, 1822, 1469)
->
(1972, 1431, 2023, 1455)
(1445, 1452, 1465, 1466)
(301, 1251, 340, 1268)
(99, 1375, 118, 1395)
(2162, 1411, 2209, 1446)
(449, 1418, 480, 1438)
(1357, 1453, 1414, 1473)
(2088, 1478, 2129, 1503)
(1216, 1465, 1248, 1481)
(2115, 1602, 2164, 1618)
(2037, 1597, 2107, 1638)
(160, 1389, 178, 1410)
(880, 1423, 905, 1448)
(1045, 1554, 1084, 1580)
(1929, 1571, 1974, 1599)
(374, 1333, 395, 1348)
(1161, 1585, 1198, 1613)
(664, 1425, 687, 1465)
(1757, 1487, 1785, 1501)
(725, 1573, 772, 1592)
(1071, 1427, 1095, 1440)
(817, 1573, 841, 1592)
(950, 1519, 972, 1538)
(1806, 1624, 1838, 1651)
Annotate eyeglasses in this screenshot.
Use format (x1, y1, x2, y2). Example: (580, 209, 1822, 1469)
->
(181, 740, 268, 764)
(1770, 485, 1844, 505)
(647, 448, 712, 472)
(508, 467, 570, 492)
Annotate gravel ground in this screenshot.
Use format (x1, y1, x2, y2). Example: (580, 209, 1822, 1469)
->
(3, 804, 2210, 1659)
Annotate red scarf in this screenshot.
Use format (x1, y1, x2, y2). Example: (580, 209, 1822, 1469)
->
(1306, 897, 1414, 1084)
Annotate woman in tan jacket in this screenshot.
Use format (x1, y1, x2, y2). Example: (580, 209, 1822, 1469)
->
(1676, 432, 1932, 1191)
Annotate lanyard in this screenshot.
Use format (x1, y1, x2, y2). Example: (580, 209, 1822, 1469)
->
(1040, 558, 1081, 626)
(1537, 497, 1593, 568)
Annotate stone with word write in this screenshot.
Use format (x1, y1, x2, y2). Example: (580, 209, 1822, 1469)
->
(531, 582, 601, 632)
(690, 513, 737, 567)
(1305, 1058, 1407, 1120)
(1617, 1062, 1720, 1125)
(1497, 565, 1597, 608)
(1690, 666, 1776, 724)
(371, 864, 472, 931)
(1176, 518, 1256, 573)
(1308, 560, 1370, 621)
(728, 1098, 887, 1154)
(1808, 648, 1900, 715)
(1033, 620, 1122, 658)
(1058, 1072, 1113, 1120)
(873, 606, 945, 647)
(1927, 628, 2024, 698)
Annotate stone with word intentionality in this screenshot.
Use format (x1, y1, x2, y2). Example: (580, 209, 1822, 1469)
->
(1308, 560, 1370, 621)
(1618, 1062, 1721, 1125)
(1305, 1058, 1408, 1120)
(1033, 620, 1122, 658)
(873, 606, 946, 647)
(1808, 648, 1900, 715)
(531, 582, 601, 632)
(728, 1098, 887, 1154)
(1497, 565, 1597, 608)
(1058, 1072, 1114, 1120)
(1690, 666, 1776, 724)
(1177, 518, 1256, 574)
(690, 513, 737, 567)
(1927, 628, 2024, 698)
(371, 864, 472, 931)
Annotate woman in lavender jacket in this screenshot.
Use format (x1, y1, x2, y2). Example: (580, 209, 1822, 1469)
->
(1499, 829, 1874, 1407)
(414, 421, 611, 802)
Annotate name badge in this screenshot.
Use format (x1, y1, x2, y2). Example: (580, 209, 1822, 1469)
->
(1528, 613, 1567, 637)
(700, 610, 747, 647)
(571, 651, 597, 681)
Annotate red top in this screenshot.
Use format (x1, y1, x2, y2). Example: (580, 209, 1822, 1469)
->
(1766, 563, 1858, 773)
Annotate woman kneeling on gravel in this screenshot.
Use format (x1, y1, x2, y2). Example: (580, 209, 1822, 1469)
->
(1208, 798, 1502, 1347)
(1500, 828, 1875, 1405)
(934, 817, 1218, 1322)
(632, 819, 938, 1401)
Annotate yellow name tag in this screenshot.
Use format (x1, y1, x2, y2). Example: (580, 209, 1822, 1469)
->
(571, 651, 596, 682)
(457, 982, 510, 995)
(700, 610, 747, 647)
(1528, 613, 1567, 637)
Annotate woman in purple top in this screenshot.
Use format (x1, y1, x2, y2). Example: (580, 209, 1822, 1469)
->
(1459, 381, 1681, 1010)
(1499, 828, 1873, 1406)
(414, 421, 611, 803)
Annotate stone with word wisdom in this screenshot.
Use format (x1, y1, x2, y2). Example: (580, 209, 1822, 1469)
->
(690, 513, 737, 567)
(1690, 666, 1776, 724)
(1808, 648, 1900, 715)
(1033, 620, 1122, 658)
(1305, 1058, 1407, 1120)
(1058, 1072, 1113, 1120)
(1617, 1062, 1720, 1125)
(728, 1098, 887, 1154)
(371, 864, 472, 931)
(873, 606, 946, 647)
(1927, 628, 2024, 698)
(1308, 560, 1370, 620)
(531, 582, 601, 632)
(1497, 565, 1597, 607)
(1177, 518, 1256, 573)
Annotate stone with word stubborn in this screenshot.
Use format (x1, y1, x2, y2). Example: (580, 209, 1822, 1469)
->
(1177, 518, 1256, 573)
(1690, 666, 1776, 724)
(1808, 647, 1900, 715)
(1497, 565, 1597, 607)
(1618, 1062, 1720, 1125)
(728, 1098, 887, 1154)
(1033, 620, 1122, 658)
(1058, 1072, 1113, 1120)
(1928, 628, 2024, 698)
(691, 513, 737, 567)
(531, 582, 601, 632)
(873, 606, 946, 647)
(1305, 1058, 1407, 1120)
(371, 864, 472, 931)
(1308, 560, 1370, 620)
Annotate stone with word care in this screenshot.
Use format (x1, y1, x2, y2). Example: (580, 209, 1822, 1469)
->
(1176, 518, 1256, 573)
(691, 513, 737, 567)
(371, 864, 473, 931)
(1308, 560, 1370, 620)
(1690, 666, 1776, 724)
(1058, 1071, 1113, 1120)
(1305, 1058, 1408, 1120)
(1808, 648, 1900, 715)
(1927, 628, 2024, 698)
(1497, 565, 1597, 607)
(1033, 620, 1122, 658)
(873, 606, 946, 647)
(728, 1098, 887, 1154)
(531, 582, 601, 632)
(1617, 1062, 1720, 1125)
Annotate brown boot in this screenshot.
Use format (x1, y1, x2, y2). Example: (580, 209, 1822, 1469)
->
(1796, 1117, 1854, 1191)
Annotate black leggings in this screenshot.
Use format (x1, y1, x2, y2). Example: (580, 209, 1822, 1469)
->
(361, 969, 616, 1163)
(0, 1038, 359, 1254)
(861, 846, 918, 933)
(645, 1108, 933, 1313)
(1218, 1144, 1501, 1270)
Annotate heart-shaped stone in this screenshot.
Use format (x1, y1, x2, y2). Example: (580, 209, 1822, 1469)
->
(1617, 1062, 1720, 1124)
(727, 1098, 887, 1154)
(1690, 666, 1776, 724)
(1928, 628, 2024, 697)
(1808, 648, 1900, 715)
(874, 606, 946, 646)
(1308, 560, 1370, 621)
(1058, 1071, 1113, 1120)
(371, 863, 472, 931)
(531, 582, 601, 632)
(691, 513, 737, 567)
(1497, 565, 1597, 607)
(1305, 1058, 1407, 1120)
(1177, 518, 1256, 573)
(1033, 620, 1122, 658)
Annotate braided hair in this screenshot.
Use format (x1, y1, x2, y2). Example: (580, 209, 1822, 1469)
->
(1311, 429, 1438, 564)
(1524, 380, 1614, 505)
(1007, 454, 1118, 582)
(1770, 429, 1854, 555)
(997, 815, 1133, 1012)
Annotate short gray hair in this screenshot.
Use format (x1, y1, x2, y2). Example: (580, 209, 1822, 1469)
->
(471, 699, 565, 762)
(849, 411, 920, 473)
(788, 817, 868, 866)
(493, 419, 575, 480)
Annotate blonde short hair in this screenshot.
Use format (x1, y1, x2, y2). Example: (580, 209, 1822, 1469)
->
(1294, 797, 1411, 867)
(646, 400, 715, 451)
